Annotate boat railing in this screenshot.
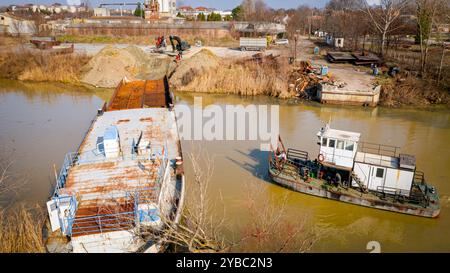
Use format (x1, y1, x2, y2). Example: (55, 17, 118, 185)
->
(53, 152, 79, 197)
(376, 185, 410, 197)
(358, 142, 399, 158)
(54, 141, 169, 237)
(68, 211, 136, 237)
(65, 185, 161, 237)
(375, 185, 428, 206)
(287, 148, 309, 163)
(413, 171, 426, 185)
(55, 195, 78, 236)
(53, 142, 169, 197)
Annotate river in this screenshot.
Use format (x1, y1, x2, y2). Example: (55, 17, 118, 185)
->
(1, 79, 449, 252)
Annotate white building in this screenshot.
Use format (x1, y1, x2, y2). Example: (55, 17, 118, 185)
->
(158, 0, 176, 16)
(94, 8, 110, 17)
(0, 13, 36, 35)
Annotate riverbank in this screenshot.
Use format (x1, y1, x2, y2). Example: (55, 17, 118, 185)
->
(378, 76, 450, 107)
(0, 48, 90, 84)
(0, 40, 448, 107)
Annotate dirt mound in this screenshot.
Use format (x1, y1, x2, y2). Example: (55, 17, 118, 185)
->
(169, 49, 220, 88)
(81, 45, 173, 88)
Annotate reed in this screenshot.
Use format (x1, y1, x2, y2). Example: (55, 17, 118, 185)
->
(379, 76, 450, 106)
(0, 48, 91, 84)
(176, 58, 291, 98)
(0, 204, 46, 253)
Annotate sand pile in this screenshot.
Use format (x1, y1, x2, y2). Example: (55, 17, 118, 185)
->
(81, 45, 173, 88)
(169, 49, 220, 88)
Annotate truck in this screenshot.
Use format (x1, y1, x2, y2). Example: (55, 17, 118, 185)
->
(239, 37, 267, 51)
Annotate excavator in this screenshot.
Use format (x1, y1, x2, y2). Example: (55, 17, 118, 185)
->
(155, 35, 191, 60)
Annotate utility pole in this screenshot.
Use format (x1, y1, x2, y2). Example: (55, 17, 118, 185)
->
(308, 10, 313, 40)
(437, 43, 447, 85)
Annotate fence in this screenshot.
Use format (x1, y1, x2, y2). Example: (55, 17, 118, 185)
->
(53, 140, 170, 237)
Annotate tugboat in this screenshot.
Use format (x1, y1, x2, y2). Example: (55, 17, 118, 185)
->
(268, 124, 440, 218)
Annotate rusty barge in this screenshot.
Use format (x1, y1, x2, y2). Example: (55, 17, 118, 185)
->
(269, 124, 440, 218)
(45, 77, 185, 253)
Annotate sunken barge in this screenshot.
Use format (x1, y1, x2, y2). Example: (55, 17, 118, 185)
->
(45, 77, 185, 253)
(269, 125, 440, 218)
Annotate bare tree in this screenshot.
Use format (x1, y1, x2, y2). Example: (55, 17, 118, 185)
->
(242, 0, 272, 22)
(416, 0, 447, 76)
(230, 183, 320, 253)
(363, 0, 409, 56)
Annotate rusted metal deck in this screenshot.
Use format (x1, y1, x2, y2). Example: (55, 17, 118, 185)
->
(47, 78, 185, 252)
(107, 78, 170, 111)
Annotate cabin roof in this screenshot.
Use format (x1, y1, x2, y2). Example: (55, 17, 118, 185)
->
(355, 152, 399, 169)
(317, 128, 360, 143)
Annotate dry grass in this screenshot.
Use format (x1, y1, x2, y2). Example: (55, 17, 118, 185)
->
(57, 34, 239, 47)
(0, 48, 91, 84)
(379, 76, 450, 107)
(0, 204, 46, 253)
(176, 57, 291, 98)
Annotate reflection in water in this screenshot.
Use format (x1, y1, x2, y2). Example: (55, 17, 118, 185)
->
(1, 82, 449, 252)
(0, 80, 111, 205)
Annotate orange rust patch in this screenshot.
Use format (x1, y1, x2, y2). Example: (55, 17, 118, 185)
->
(117, 119, 130, 124)
(139, 117, 154, 122)
(107, 79, 168, 111)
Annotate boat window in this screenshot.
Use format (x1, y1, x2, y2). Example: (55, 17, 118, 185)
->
(345, 141, 354, 151)
(337, 140, 344, 150)
(328, 139, 336, 148)
(322, 137, 327, 146)
(376, 168, 385, 178)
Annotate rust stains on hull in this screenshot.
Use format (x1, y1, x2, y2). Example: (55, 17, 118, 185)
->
(269, 168, 440, 218)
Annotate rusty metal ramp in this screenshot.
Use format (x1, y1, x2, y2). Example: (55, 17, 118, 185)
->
(107, 78, 170, 111)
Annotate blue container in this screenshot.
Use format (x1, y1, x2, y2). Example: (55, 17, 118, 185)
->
(314, 47, 320, 55)
(321, 65, 329, 76)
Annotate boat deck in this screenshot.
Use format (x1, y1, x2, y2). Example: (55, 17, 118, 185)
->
(107, 79, 169, 111)
(56, 79, 180, 238)
(269, 162, 440, 217)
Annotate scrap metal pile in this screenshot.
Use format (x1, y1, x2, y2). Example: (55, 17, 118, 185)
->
(289, 61, 335, 99)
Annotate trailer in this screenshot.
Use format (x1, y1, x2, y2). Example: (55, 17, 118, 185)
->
(240, 37, 267, 51)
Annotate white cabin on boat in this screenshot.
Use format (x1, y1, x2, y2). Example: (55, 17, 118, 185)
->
(317, 124, 360, 169)
(317, 125, 417, 197)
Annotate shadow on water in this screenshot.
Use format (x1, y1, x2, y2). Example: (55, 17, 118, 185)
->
(226, 148, 276, 185)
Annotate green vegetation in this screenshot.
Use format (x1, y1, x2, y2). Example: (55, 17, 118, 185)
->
(197, 12, 206, 21)
(416, 4, 432, 44)
(207, 12, 222, 21)
(134, 3, 144, 17)
(232, 5, 244, 20)
(224, 15, 233, 21)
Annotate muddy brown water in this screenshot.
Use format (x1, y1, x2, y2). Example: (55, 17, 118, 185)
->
(1, 80, 449, 252)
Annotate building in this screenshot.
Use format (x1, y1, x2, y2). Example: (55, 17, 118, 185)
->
(10, 3, 87, 14)
(143, 0, 176, 18)
(176, 6, 233, 20)
(94, 7, 110, 17)
(0, 13, 36, 35)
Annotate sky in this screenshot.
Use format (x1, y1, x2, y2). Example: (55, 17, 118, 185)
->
(0, 0, 330, 10)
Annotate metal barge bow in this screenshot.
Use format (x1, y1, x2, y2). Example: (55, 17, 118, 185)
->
(45, 77, 185, 253)
(269, 124, 440, 218)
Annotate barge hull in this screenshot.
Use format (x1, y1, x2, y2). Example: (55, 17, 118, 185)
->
(269, 170, 440, 218)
